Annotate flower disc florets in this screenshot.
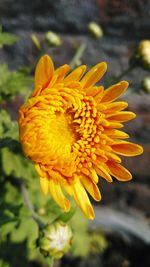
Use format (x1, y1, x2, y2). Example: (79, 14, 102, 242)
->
(18, 55, 143, 219)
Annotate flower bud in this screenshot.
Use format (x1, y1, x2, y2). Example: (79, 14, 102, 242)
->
(88, 22, 103, 39)
(138, 40, 150, 70)
(37, 221, 73, 259)
(142, 77, 150, 93)
(45, 31, 62, 46)
(31, 34, 41, 50)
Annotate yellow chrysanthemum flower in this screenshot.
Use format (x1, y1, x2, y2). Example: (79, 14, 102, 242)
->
(18, 55, 143, 220)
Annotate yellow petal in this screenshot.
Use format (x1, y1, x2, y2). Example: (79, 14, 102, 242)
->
(49, 179, 70, 212)
(81, 62, 107, 89)
(105, 151, 121, 163)
(85, 86, 103, 97)
(64, 65, 87, 84)
(94, 164, 113, 183)
(62, 182, 73, 196)
(40, 177, 49, 195)
(111, 140, 143, 156)
(34, 54, 54, 90)
(106, 111, 136, 122)
(55, 64, 70, 82)
(106, 161, 132, 181)
(94, 86, 105, 102)
(104, 101, 128, 113)
(90, 168, 99, 183)
(81, 175, 101, 201)
(104, 129, 129, 139)
(106, 121, 124, 129)
(101, 81, 129, 103)
(72, 179, 95, 220)
(35, 164, 46, 177)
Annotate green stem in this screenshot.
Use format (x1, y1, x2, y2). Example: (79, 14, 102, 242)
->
(70, 43, 87, 69)
(47, 257, 54, 267)
(21, 183, 45, 229)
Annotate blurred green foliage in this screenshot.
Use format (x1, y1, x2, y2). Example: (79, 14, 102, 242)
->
(0, 27, 19, 48)
(0, 64, 32, 103)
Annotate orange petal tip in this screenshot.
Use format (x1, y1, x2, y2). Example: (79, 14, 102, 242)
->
(120, 80, 129, 89)
(34, 54, 54, 90)
(87, 205, 95, 220)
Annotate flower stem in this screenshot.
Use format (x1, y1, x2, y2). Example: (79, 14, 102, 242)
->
(47, 257, 54, 267)
(21, 183, 45, 229)
(70, 42, 86, 69)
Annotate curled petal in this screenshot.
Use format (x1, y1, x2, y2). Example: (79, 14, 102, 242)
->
(34, 55, 54, 93)
(107, 161, 132, 181)
(101, 81, 129, 103)
(104, 129, 129, 139)
(105, 151, 121, 163)
(111, 140, 144, 156)
(64, 65, 87, 84)
(40, 177, 49, 195)
(81, 62, 107, 89)
(89, 168, 99, 183)
(104, 101, 128, 113)
(106, 111, 136, 122)
(81, 175, 101, 201)
(85, 86, 104, 97)
(94, 164, 113, 183)
(55, 64, 70, 82)
(49, 179, 70, 212)
(106, 121, 124, 129)
(72, 179, 95, 220)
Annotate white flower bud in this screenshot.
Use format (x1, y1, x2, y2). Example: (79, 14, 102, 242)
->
(143, 77, 150, 93)
(88, 22, 103, 39)
(138, 40, 150, 69)
(45, 31, 62, 46)
(38, 221, 73, 259)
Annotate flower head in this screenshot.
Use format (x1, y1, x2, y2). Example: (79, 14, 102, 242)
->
(38, 221, 72, 258)
(18, 55, 143, 219)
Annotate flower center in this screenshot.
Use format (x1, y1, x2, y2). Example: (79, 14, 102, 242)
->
(19, 91, 102, 179)
(50, 111, 79, 151)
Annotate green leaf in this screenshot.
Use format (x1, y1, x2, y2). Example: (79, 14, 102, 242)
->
(0, 64, 32, 103)
(55, 207, 76, 223)
(0, 202, 22, 227)
(0, 110, 18, 139)
(0, 29, 19, 48)
(1, 148, 36, 180)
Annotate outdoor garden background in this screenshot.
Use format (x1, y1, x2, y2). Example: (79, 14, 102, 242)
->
(0, 1, 150, 267)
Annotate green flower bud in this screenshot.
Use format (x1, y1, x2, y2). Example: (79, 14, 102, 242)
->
(45, 31, 62, 46)
(138, 40, 150, 70)
(37, 221, 73, 259)
(31, 34, 41, 50)
(88, 22, 103, 39)
(142, 77, 150, 93)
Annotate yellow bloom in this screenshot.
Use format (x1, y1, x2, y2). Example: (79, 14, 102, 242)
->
(18, 55, 143, 220)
